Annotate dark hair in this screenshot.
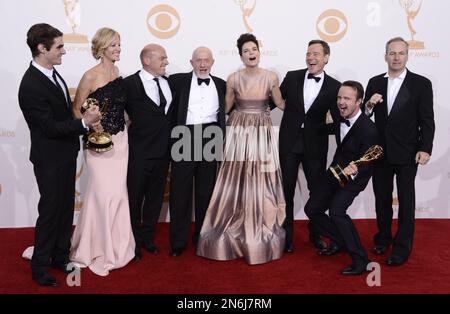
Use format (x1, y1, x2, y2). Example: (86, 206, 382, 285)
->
(308, 39, 330, 56)
(26, 23, 63, 58)
(236, 33, 259, 56)
(342, 80, 364, 100)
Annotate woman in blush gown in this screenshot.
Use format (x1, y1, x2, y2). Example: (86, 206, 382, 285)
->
(196, 33, 286, 265)
(69, 27, 135, 276)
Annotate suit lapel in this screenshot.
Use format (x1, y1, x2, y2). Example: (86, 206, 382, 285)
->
(30, 65, 69, 108)
(308, 72, 329, 113)
(53, 69, 72, 107)
(335, 120, 342, 145)
(376, 76, 389, 120)
(179, 72, 193, 124)
(133, 71, 162, 112)
(340, 113, 364, 147)
(389, 72, 410, 118)
(297, 70, 306, 116)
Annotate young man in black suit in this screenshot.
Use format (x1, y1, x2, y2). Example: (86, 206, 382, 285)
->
(168, 47, 226, 257)
(279, 40, 341, 253)
(18, 23, 101, 286)
(305, 81, 380, 275)
(364, 37, 435, 266)
(123, 44, 174, 261)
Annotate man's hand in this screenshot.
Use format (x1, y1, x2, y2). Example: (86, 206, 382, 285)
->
(343, 162, 358, 177)
(366, 93, 383, 109)
(92, 121, 104, 133)
(415, 151, 431, 165)
(82, 106, 101, 127)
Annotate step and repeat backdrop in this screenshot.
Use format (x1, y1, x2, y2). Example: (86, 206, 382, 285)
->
(1, 0, 449, 227)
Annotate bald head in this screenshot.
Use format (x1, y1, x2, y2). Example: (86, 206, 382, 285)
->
(190, 46, 214, 79)
(140, 44, 168, 76)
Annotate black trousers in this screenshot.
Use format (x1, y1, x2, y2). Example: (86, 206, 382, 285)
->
(127, 157, 169, 251)
(372, 161, 418, 259)
(32, 161, 76, 274)
(169, 123, 219, 251)
(304, 173, 368, 266)
(280, 133, 326, 247)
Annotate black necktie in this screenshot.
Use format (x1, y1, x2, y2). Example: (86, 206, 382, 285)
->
(153, 77, 167, 109)
(307, 73, 321, 83)
(52, 71, 68, 104)
(197, 77, 210, 86)
(340, 117, 350, 127)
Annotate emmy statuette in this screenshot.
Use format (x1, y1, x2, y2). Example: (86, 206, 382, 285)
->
(329, 145, 383, 187)
(81, 98, 113, 153)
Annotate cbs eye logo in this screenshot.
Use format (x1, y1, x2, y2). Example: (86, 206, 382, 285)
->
(146, 4, 181, 39)
(316, 9, 348, 43)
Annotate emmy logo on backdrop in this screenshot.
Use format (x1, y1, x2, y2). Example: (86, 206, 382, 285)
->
(399, 0, 425, 49)
(329, 145, 383, 187)
(81, 98, 113, 153)
(234, 0, 256, 33)
(63, 0, 88, 43)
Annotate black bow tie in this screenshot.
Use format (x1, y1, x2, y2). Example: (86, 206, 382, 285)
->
(197, 78, 210, 86)
(340, 117, 350, 127)
(307, 73, 321, 82)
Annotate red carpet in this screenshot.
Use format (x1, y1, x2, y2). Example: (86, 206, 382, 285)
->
(1, 219, 449, 294)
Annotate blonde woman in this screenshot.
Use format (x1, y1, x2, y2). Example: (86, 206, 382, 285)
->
(70, 27, 135, 276)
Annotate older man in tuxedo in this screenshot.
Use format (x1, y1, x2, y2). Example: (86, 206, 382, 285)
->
(305, 81, 380, 275)
(18, 23, 101, 286)
(278, 40, 341, 253)
(168, 47, 226, 257)
(364, 37, 435, 266)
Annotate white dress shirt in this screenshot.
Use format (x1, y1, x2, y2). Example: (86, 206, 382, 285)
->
(365, 68, 407, 118)
(186, 73, 219, 125)
(385, 68, 407, 115)
(139, 68, 172, 114)
(31, 61, 90, 129)
(302, 71, 324, 127)
(340, 109, 361, 141)
(303, 71, 325, 113)
(32, 61, 68, 102)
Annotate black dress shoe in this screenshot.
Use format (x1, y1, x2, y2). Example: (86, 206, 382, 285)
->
(169, 249, 183, 257)
(32, 272, 59, 287)
(284, 243, 294, 253)
(309, 234, 327, 250)
(318, 244, 340, 256)
(144, 243, 159, 254)
(341, 264, 367, 276)
(372, 244, 390, 255)
(386, 255, 407, 266)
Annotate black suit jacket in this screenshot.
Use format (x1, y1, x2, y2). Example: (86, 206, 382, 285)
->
(123, 71, 175, 160)
(364, 69, 435, 165)
(18, 63, 85, 167)
(168, 72, 226, 132)
(279, 69, 341, 159)
(331, 112, 380, 192)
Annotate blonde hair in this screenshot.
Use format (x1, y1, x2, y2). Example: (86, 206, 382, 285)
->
(91, 27, 120, 60)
